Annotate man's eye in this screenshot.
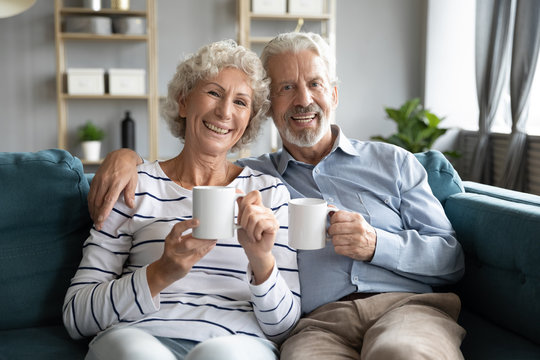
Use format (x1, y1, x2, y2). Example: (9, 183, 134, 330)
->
(283, 85, 293, 91)
(311, 82, 320, 87)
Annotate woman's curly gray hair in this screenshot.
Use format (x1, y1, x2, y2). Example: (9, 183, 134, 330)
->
(161, 40, 270, 152)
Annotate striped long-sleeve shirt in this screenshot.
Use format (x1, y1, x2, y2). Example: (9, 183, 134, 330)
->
(63, 161, 300, 345)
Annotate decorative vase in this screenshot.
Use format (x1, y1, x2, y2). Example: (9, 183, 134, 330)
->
(81, 140, 102, 162)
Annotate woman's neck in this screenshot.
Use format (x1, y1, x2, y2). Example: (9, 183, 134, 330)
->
(161, 151, 241, 189)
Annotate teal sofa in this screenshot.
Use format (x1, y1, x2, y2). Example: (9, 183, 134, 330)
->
(0, 149, 539, 359)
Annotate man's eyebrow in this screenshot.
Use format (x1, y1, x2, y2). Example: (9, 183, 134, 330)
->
(273, 80, 293, 87)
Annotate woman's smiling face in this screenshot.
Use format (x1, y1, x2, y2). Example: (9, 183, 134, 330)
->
(179, 67, 253, 156)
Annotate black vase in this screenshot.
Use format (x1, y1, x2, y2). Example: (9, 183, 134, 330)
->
(121, 111, 135, 150)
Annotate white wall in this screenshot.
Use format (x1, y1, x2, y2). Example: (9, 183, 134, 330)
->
(336, 0, 427, 141)
(425, 0, 478, 130)
(0, 0, 427, 159)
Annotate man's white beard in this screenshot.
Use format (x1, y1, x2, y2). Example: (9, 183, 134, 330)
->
(280, 105, 329, 147)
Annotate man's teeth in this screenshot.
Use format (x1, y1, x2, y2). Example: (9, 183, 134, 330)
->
(292, 114, 316, 123)
(204, 121, 229, 134)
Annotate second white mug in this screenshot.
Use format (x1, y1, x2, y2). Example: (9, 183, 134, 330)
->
(288, 198, 334, 250)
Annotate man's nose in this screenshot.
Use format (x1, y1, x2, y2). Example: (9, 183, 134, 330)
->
(294, 84, 312, 107)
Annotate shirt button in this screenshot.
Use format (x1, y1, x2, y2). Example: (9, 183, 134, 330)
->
(328, 197, 334, 202)
(353, 276, 359, 282)
(384, 199, 389, 204)
(315, 168, 320, 174)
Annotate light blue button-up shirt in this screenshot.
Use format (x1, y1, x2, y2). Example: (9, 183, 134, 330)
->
(237, 125, 464, 314)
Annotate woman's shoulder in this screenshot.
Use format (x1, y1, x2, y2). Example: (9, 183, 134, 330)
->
(135, 161, 176, 191)
(136, 161, 170, 180)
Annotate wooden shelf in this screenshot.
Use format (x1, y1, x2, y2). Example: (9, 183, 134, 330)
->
(62, 94, 149, 100)
(55, 0, 159, 161)
(81, 159, 104, 165)
(249, 13, 332, 21)
(61, 33, 148, 41)
(60, 7, 147, 17)
(237, 0, 336, 51)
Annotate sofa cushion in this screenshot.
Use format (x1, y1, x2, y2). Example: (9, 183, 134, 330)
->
(0, 325, 88, 360)
(445, 191, 540, 345)
(414, 150, 464, 204)
(0, 149, 92, 330)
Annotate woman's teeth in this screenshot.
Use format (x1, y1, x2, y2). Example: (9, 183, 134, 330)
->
(204, 121, 229, 134)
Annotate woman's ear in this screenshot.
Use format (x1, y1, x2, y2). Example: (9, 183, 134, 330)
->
(178, 95, 187, 118)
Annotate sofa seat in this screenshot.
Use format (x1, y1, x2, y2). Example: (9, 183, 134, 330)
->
(459, 309, 540, 359)
(0, 326, 88, 360)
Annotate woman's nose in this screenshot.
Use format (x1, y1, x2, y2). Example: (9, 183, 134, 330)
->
(216, 99, 233, 120)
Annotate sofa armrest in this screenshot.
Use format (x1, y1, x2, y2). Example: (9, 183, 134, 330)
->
(444, 189, 540, 345)
(463, 181, 540, 207)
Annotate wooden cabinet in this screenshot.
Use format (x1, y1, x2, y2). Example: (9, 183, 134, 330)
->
(54, 0, 158, 163)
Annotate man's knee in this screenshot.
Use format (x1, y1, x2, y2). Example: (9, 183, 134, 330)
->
(362, 337, 463, 360)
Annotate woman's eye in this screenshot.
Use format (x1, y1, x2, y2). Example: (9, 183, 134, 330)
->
(208, 90, 220, 97)
(283, 85, 293, 91)
(311, 82, 320, 87)
(234, 100, 247, 107)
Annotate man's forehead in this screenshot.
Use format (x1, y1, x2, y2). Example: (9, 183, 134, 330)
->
(268, 50, 329, 81)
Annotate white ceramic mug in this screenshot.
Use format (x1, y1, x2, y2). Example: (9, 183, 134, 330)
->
(192, 186, 242, 239)
(288, 198, 334, 250)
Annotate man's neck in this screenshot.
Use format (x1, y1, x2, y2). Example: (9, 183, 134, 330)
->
(283, 130, 336, 166)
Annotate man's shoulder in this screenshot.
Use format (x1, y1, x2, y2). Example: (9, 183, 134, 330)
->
(236, 152, 281, 177)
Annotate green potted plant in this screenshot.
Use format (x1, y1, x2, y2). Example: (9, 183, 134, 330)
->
(371, 98, 459, 157)
(78, 120, 105, 162)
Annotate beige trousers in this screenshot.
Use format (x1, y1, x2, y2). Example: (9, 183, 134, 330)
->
(280, 292, 466, 360)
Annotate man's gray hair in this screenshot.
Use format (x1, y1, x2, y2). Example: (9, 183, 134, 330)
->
(161, 40, 270, 152)
(260, 32, 337, 86)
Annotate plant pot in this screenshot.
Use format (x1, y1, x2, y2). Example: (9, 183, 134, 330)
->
(81, 140, 102, 162)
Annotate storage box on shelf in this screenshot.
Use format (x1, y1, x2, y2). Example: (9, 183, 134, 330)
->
(252, 0, 286, 14)
(108, 68, 146, 95)
(64, 16, 112, 34)
(67, 68, 105, 95)
(54, 0, 158, 163)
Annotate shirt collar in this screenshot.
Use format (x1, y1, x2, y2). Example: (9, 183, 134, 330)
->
(276, 124, 360, 174)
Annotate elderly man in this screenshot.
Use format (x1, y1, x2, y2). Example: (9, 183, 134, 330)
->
(88, 32, 465, 359)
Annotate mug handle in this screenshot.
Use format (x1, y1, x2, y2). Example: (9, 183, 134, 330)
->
(234, 193, 244, 230)
(325, 205, 338, 241)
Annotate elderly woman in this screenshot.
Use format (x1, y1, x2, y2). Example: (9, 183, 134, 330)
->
(63, 40, 300, 360)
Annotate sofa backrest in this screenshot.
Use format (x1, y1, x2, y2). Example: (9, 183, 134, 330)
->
(414, 150, 464, 204)
(0, 149, 92, 330)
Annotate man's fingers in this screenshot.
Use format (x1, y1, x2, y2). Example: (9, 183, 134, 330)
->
(88, 178, 108, 223)
(123, 175, 138, 208)
(329, 210, 362, 223)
